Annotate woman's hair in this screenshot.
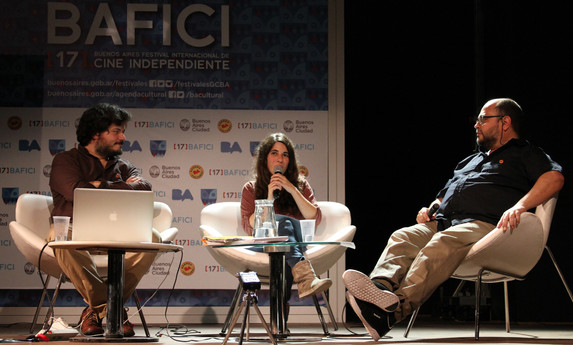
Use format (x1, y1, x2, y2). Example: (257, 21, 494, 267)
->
(253, 132, 303, 213)
(76, 103, 132, 146)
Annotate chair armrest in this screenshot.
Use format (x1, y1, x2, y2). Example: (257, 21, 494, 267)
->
(199, 224, 224, 237)
(9, 221, 62, 278)
(314, 225, 356, 243)
(158, 227, 179, 242)
(9, 222, 52, 261)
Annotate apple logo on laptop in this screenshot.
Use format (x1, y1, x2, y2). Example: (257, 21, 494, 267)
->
(109, 211, 119, 222)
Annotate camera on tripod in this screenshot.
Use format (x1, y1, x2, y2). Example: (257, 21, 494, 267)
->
(224, 271, 275, 345)
(239, 271, 261, 291)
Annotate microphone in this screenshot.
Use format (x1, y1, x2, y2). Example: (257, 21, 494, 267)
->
(427, 203, 439, 217)
(272, 166, 283, 199)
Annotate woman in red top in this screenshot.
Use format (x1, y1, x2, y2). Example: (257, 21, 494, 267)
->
(240, 133, 331, 301)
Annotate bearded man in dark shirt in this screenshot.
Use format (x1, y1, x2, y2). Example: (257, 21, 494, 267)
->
(48, 103, 158, 337)
(342, 98, 564, 340)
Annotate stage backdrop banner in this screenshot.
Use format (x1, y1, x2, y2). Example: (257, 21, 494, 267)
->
(0, 0, 333, 307)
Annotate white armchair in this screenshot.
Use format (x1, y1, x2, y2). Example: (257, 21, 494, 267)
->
(200, 201, 356, 335)
(9, 193, 178, 334)
(404, 196, 572, 340)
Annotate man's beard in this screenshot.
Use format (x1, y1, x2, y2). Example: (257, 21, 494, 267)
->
(476, 134, 496, 151)
(96, 141, 123, 158)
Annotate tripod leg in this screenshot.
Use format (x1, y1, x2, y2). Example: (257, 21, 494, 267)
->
(221, 283, 244, 335)
(252, 299, 277, 345)
(238, 298, 251, 345)
(222, 299, 247, 345)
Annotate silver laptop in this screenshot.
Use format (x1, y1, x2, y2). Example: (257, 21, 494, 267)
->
(72, 188, 154, 242)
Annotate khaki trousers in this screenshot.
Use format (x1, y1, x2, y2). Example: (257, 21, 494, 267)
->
(47, 226, 160, 319)
(370, 220, 495, 322)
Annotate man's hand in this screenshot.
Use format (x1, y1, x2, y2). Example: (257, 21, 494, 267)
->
(416, 207, 432, 224)
(126, 176, 143, 183)
(416, 200, 441, 224)
(497, 205, 527, 232)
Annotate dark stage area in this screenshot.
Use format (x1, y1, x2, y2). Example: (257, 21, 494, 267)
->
(344, 1, 573, 323)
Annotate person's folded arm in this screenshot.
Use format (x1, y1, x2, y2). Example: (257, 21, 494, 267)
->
(497, 170, 564, 231)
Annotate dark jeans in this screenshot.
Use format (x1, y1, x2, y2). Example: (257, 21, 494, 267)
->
(249, 214, 306, 300)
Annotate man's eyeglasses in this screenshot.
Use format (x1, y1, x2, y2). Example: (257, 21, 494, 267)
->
(475, 114, 504, 125)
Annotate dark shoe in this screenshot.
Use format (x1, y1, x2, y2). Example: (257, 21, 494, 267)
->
(342, 269, 399, 312)
(346, 292, 395, 340)
(79, 307, 104, 336)
(122, 308, 135, 337)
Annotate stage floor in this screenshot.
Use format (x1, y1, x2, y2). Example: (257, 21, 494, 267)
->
(1, 317, 572, 345)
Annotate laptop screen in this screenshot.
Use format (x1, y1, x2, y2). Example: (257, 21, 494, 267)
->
(71, 188, 154, 242)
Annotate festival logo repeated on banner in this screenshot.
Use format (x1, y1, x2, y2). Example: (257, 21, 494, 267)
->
(0, 0, 329, 308)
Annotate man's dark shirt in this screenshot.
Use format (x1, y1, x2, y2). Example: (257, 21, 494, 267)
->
(49, 145, 151, 220)
(435, 139, 562, 229)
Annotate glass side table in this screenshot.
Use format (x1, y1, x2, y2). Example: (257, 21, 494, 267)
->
(212, 241, 355, 340)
